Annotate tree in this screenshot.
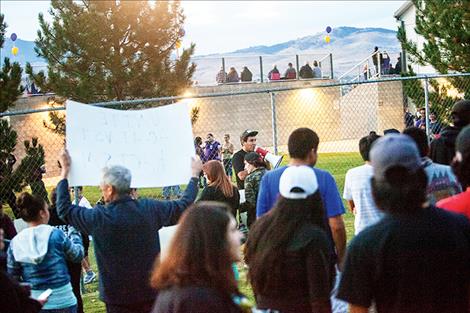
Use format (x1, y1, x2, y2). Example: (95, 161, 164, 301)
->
(28, 0, 196, 104)
(397, 0, 470, 74)
(397, 0, 470, 97)
(397, 0, 470, 120)
(0, 14, 24, 113)
(1, 15, 48, 216)
(402, 66, 462, 125)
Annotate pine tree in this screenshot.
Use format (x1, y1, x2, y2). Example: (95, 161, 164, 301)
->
(397, 0, 470, 74)
(0, 14, 24, 113)
(1, 16, 48, 214)
(402, 66, 461, 125)
(397, 0, 470, 120)
(28, 0, 196, 103)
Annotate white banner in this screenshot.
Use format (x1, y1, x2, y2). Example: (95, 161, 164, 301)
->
(66, 100, 195, 188)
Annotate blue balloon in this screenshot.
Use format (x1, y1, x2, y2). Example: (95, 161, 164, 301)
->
(326, 26, 332, 33)
(10, 33, 17, 41)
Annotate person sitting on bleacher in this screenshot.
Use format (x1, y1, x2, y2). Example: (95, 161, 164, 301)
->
(284, 63, 296, 79)
(299, 62, 314, 79)
(226, 67, 240, 83)
(268, 65, 280, 81)
(240, 66, 253, 82)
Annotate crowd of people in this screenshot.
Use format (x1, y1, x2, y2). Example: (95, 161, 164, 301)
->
(1, 99, 470, 313)
(216, 61, 323, 84)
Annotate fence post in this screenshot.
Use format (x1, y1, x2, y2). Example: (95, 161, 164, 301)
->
(423, 76, 431, 145)
(329, 53, 334, 79)
(259, 56, 264, 83)
(377, 52, 381, 78)
(295, 55, 300, 80)
(270, 92, 278, 154)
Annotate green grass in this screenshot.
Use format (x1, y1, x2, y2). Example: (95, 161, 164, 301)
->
(2, 152, 363, 312)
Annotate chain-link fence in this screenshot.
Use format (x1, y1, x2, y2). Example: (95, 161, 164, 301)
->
(1, 73, 469, 217)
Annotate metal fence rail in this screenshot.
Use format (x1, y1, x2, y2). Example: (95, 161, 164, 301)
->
(1, 73, 469, 217)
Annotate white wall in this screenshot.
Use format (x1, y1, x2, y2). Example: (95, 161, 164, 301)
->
(398, 4, 436, 74)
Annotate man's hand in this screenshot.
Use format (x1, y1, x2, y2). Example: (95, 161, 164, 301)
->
(237, 170, 248, 181)
(329, 215, 347, 271)
(58, 149, 71, 179)
(191, 155, 203, 178)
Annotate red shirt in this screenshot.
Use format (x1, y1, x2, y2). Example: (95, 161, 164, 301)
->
(437, 188, 470, 221)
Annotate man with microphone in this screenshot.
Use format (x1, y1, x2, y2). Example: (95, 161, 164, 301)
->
(232, 130, 258, 190)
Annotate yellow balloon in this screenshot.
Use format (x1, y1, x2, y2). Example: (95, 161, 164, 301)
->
(12, 46, 19, 56)
(176, 40, 181, 49)
(325, 35, 331, 44)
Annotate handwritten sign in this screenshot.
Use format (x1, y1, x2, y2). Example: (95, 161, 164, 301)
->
(66, 100, 195, 187)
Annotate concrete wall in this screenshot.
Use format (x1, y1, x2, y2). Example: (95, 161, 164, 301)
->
(190, 78, 340, 150)
(339, 80, 404, 141)
(191, 79, 404, 153)
(396, 3, 436, 74)
(6, 95, 64, 181)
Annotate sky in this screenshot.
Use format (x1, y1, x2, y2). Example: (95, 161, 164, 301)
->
(1, 0, 406, 55)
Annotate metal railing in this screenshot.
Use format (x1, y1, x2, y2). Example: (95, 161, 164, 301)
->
(190, 53, 333, 85)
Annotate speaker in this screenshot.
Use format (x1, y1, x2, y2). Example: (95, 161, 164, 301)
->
(255, 147, 283, 169)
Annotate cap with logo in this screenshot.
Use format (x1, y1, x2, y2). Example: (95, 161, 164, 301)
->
(279, 165, 318, 199)
(240, 129, 258, 142)
(370, 134, 421, 181)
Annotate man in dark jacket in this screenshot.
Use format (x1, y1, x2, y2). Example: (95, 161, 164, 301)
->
(240, 66, 253, 82)
(299, 62, 314, 79)
(430, 99, 470, 165)
(56, 150, 202, 313)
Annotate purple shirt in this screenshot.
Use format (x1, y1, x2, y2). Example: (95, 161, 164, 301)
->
(204, 141, 221, 161)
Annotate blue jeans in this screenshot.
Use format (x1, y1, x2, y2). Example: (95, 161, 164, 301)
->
(40, 305, 77, 313)
(223, 158, 233, 178)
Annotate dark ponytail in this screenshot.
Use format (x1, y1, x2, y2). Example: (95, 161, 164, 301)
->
(16, 192, 46, 222)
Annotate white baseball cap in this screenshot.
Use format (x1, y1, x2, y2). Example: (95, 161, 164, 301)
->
(279, 165, 318, 199)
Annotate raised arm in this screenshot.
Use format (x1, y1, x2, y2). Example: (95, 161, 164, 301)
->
(153, 156, 202, 227)
(56, 150, 101, 235)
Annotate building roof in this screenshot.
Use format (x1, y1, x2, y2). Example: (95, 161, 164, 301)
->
(394, 1, 413, 19)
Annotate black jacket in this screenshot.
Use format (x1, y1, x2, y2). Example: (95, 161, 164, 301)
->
(0, 270, 42, 313)
(152, 286, 243, 313)
(430, 126, 460, 165)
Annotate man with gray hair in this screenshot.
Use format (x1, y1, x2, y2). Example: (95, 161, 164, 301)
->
(55, 150, 202, 313)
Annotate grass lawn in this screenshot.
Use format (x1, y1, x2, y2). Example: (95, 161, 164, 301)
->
(3, 152, 363, 312)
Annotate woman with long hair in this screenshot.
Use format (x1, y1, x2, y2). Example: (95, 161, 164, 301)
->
(199, 160, 240, 217)
(150, 202, 247, 313)
(245, 166, 335, 313)
(7, 192, 83, 313)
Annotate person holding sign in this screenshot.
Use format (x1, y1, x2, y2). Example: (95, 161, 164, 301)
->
(55, 150, 202, 313)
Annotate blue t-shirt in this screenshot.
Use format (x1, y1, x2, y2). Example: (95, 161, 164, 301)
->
(256, 166, 345, 218)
